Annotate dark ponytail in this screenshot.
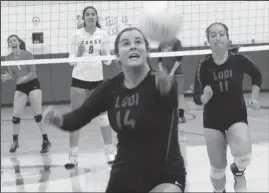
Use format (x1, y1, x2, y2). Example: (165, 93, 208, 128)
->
(18, 38, 26, 50)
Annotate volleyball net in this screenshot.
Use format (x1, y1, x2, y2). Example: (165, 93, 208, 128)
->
(1, 1, 268, 57)
(1, 1, 269, 104)
(1, 1, 269, 96)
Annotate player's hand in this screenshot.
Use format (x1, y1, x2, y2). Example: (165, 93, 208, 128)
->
(77, 20, 84, 29)
(69, 55, 77, 66)
(248, 98, 260, 110)
(201, 85, 213, 104)
(1, 73, 12, 82)
(155, 69, 174, 96)
(43, 106, 64, 128)
(77, 43, 86, 57)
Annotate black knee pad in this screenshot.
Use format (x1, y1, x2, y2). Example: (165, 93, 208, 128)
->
(34, 114, 42, 123)
(12, 116, 21, 124)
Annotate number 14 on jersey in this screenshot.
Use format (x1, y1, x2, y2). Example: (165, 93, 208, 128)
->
(116, 110, 136, 130)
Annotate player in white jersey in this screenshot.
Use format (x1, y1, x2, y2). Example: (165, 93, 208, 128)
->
(66, 6, 115, 168)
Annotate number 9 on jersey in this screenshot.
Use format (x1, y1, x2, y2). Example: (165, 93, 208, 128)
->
(89, 45, 94, 54)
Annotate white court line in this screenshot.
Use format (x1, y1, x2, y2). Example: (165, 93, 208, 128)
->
(257, 142, 269, 147)
(248, 117, 269, 122)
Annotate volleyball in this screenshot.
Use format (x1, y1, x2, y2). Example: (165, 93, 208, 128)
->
(139, 10, 182, 43)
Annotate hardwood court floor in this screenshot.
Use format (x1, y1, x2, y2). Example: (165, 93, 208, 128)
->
(1, 93, 268, 192)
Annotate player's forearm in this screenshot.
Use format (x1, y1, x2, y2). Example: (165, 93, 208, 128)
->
(77, 51, 84, 57)
(251, 70, 262, 89)
(101, 50, 112, 65)
(1, 72, 12, 82)
(61, 111, 92, 132)
(193, 93, 203, 105)
(193, 81, 204, 105)
(158, 62, 163, 71)
(24, 72, 36, 81)
(48, 111, 87, 132)
(101, 39, 112, 65)
(170, 61, 181, 75)
(7, 72, 15, 80)
(7, 68, 16, 80)
(193, 64, 205, 105)
(251, 85, 260, 101)
(62, 80, 110, 131)
(160, 82, 178, 110)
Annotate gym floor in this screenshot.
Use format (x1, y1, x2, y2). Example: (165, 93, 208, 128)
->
(1, 93, 268, 192)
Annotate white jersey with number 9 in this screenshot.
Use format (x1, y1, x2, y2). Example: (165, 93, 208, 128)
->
(69, 27, 111, 82)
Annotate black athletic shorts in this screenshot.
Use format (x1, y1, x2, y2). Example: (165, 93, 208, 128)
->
(106, 159, 186, 192)
(16, 78, 41, 95)
(71, 78, 103, 91)
(203, 108, 248, 132)
(106, 173, 185, 192)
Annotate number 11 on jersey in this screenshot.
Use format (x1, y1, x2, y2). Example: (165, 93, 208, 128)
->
(219, 80, 229, 92)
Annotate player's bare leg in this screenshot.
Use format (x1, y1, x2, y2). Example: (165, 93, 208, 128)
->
(204, 128, 228, 193)
(29, 89, 51, 154)
(10, 91, 27, 153)
(227, 122, 252, 192)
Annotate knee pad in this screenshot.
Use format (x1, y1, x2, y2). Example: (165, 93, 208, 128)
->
(210, 166, 226, 179)
(234, 153, 252, 169)
(12, 116, 21, 124)
(96, 113, 110, 127)
(34, 114, 42, 123)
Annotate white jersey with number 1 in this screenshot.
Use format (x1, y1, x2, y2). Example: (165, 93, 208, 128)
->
(69, 27, 111, 82)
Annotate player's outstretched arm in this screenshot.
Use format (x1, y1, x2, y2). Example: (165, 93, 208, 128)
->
(240, 54, 262, 110)
(155, 70, 178, 111)
(43, 79, 112, 131)
(240, 55, 262, 91)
